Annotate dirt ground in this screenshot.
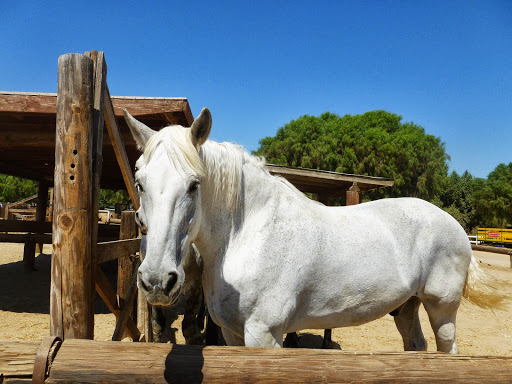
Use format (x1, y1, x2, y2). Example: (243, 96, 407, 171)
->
(0, 243, 510, 356)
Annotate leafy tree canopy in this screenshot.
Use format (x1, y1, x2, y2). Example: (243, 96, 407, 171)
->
(0, 174, 37, 203)
(473, 163, 512, 228)
(255, 110, 450, 200)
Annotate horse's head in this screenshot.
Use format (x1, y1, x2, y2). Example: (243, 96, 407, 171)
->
(124, 108, 211, 306)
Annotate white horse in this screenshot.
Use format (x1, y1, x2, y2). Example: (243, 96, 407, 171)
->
(124, 108, 504, 353)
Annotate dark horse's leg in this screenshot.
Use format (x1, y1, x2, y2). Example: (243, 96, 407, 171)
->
(283, 332, 300, 348)
(322, 329, 333, 349)
(181, 245, 207, 345)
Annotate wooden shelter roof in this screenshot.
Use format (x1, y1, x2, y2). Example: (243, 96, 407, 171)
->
(0, 91, 194, 189)
(267, 164, 394, 198)
(0, 91, 394, 195)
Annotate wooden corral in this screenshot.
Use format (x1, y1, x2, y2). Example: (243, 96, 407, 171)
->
(0, 50, 394, 343)
(2, 338, 512, 383)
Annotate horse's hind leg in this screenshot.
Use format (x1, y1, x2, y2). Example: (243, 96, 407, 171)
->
(393, 297, 427, 351)
(422, 297, 460, 354)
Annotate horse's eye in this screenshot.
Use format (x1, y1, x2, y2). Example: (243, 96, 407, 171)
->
(188, 180, 200, 194)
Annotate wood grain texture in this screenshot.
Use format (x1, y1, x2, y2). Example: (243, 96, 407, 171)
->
(50, 53, 95, 340)
(4, 339, 511, 384)
(104, 86, 140, 210)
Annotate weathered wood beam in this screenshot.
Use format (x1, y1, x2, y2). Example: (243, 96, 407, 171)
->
(116, 211, 139, 340)
(86, 49, 108, 340)
(35, 180, 49, 254)
(0, 91, 191, 120)
(3, 339, 512, 383)
(0, 219, 52, 233)
(51, 53, 95, 340)
(112, 266, 139, 341)
(96, 238, 141, 264)
(95, 266, 141, 341)
(0, 233, 52, 244)
(103, 86, 140, 210)
(0, 91, 58, 114)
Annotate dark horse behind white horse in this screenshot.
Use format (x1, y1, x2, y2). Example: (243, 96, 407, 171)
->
(125, 108, 505, 353)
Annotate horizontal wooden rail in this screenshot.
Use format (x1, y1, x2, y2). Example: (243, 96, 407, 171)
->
(0, 219, 52, 233)
(96, 238, 141, 264)
(472, 244, 512, 268)
(472, 244, 512, 255)
(0, 233, 52, 244)
(2, 339, 512, 383)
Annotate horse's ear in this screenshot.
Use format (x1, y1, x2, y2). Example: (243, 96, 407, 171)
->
(123, 108, 155, 151)
(190, 107, 212, 147)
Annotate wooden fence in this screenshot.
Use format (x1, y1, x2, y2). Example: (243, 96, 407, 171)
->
(2, 338, 512, 383)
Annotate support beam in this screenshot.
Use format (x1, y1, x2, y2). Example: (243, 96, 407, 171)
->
(104, 86, 140, 210)
(35, 180, 49, 254)
(346, 182, 360, 206)
(95, 266, 141, 341)
(117, 210, 139, 340)
(51, 53, 95, 340)
(3, 339, 512, 383)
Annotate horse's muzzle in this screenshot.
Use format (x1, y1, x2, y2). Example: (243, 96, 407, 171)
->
(137, 270, 182, 306)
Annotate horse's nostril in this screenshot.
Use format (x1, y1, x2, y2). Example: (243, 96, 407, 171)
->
(164, 272, 178, 296)
(139, 272, 150, 292)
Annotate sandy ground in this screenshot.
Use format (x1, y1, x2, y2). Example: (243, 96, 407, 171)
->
(0, 243, 510, 356)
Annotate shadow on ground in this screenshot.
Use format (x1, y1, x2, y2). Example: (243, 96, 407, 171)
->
(0, 253, 115, 314)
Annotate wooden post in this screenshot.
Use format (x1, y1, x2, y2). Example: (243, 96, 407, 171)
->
(137, 235, 151, 342)
(346, 182, 360, 206)
(23, 237, 36, 273)
(117, 210, 138, 339)
(51, 53, 95, 340)
(48, 188, 54, 221)
(35, 180, 49, 254)
(86, 50, 107, 337)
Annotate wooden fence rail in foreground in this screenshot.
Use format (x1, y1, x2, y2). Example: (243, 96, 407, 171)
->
(472, 243, 512, 268)
(1, 338, 512, 383)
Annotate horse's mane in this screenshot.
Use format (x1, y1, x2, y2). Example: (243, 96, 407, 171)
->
(143, 125, 310, 210)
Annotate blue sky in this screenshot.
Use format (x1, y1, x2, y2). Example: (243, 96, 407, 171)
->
(1, 1, 510, 179)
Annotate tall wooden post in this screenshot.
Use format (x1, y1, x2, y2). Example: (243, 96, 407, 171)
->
(118, 210, 138, 339)
(346, 182, 360, 206)
(35, 180, 49, 254)
(51, 53, 95, 340)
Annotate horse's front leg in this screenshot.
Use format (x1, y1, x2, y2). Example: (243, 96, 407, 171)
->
(244, 321, 283, 348)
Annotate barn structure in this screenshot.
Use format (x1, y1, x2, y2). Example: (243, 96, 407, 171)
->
(0, 51, 394, 343)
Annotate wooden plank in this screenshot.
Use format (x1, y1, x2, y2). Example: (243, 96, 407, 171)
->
(112, 266, 139, 341)
(35, 180, 49, 253)
(103, 86, 140, 210)
(266, 164, 394, 196)
(0, 339, 40, 380)
(51, 53, 95, 340)
(472, 244, 512, 255)
(0, 233, 52, 244)
(0, 91, 191, 119)
(95, 266, 141, 341)
(22, 237, 36, 272)
(0, 92, 57, 114)
(2, 339, 501, 383)
(96, 238, 141, 264)
(116, 211, 138, 340)
(0, 219, 52, 233)
(7, 193, 39, 208)
(87, 49, 107, 338)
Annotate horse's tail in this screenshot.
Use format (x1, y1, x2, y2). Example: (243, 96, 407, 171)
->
(462, 255, 507, 310)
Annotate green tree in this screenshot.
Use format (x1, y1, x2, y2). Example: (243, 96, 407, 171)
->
(99, 189, 131, 210)
(0, 174, 38, 203)
(434, 171, 484, 232)
(473, 163, 512, 228)
(255, 110, 449, 200)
